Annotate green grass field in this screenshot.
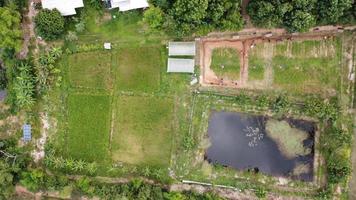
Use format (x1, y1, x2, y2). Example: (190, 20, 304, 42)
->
(68, 51, 112, 90)
(115, 47, 162, 92)
(272, 39, 340, 93)
(67, 94, 111, 162)
(111, 96, 173, 167)
(248, 55, 265, 80)
(246, 39, 340, 94)
(211, 48, 241, 80)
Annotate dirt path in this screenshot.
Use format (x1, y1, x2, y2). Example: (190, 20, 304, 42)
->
(18, 0, 46, 59)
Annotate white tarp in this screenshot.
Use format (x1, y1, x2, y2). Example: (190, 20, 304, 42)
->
(167, 58, 195, 73)
(169, 42, 196, 56)
(110, 0, 149, 11)
(42, 0, 84, 16)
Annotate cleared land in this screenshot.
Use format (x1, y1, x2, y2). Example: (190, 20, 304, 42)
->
(67, 94, 111, 162)
(68, 51, 113, 90)
(210, 48, 241, 80)
(112, 96, 173, 167)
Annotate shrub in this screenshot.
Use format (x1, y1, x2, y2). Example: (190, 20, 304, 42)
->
(20, 170, 45, 191)
(143, 6, 164, 31)
(35, 9, 64, 40)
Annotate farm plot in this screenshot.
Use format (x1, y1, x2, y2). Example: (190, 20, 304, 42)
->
(68, 51, 113, 90)
(111, 96, 174, 167)
(210, 48, 241, 80)
(248, 38, 340, 94)
(66, 94, 111, 163)
(115, 47, 162, 92)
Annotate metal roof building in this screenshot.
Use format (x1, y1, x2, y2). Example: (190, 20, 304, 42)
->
(168, 42, 196, 56)
(108, 0, 149, 11)
(167, 58, 195, 73)
(41, 0, 84, 16)
(23, 124, 31, 142)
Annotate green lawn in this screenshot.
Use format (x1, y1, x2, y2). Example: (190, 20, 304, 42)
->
(111, 96, 173, 167)
(115, 47, 162, 92)
(68, 51, 112, 90)
(67, 94, 111, 163)
(211, 48, 241, 80)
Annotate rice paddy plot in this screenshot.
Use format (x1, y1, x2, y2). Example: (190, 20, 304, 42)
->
(111, 96, 174, 167)
(66, 94, 111, 163)
(68, 51, 113, 90)
(114, 47, 162, 92)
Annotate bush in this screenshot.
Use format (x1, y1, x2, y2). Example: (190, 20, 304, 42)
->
(143, 6, 164, 31)
(20, 170, 45, 191)
(35, 9, 64, 40)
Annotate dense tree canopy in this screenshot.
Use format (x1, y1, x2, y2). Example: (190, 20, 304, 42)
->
(317, 0, 353, 24)
(247, 0, 355, 32)
(145, 0, 244, 36)
(0, 5, 22, 52)
(35, 9, 65, 40)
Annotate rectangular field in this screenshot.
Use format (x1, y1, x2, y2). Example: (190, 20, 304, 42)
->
(111, 96, 173, 167)
(68, 51, 112, 90)
(115, 47, 162, 92)
(67, 94, 111, 162)
(247, 38, 340, 94)
(210, 48, 241, 80)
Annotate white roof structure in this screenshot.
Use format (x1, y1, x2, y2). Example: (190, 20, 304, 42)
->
(109, 0, 149, 11)
(41, 0, 84, 16)
(167, 58, 195, 73)
(169, 42, 196, 56)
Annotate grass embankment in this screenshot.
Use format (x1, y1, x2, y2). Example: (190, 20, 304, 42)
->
(210, 48, 241, 80)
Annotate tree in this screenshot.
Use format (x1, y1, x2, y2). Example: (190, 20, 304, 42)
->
(35, 9, 65, 40)
(317, 0, 353, 24)
(143, 6, 164, 31)
(0, 5, 22, 52)
(247, 1, 282, 28)
(171, 0, 209, 35)
(284, 10, 316, 32)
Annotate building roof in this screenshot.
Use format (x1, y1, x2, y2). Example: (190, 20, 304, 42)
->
(110, 0, 149, 11)
(41, 0, 84, 16)
(167, 58, 195, 73)
(168, 42, 196, 56)
(23, 124, 31, 142)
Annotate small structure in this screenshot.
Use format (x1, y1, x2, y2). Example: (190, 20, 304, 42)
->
(167, 58, 195, 73)
(104, 43, 111, 50)
(23, 124, 32, 142)
(168, 42, 196, 56)
(107, 0, 149, 11)
(41, 0, 84, 16)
